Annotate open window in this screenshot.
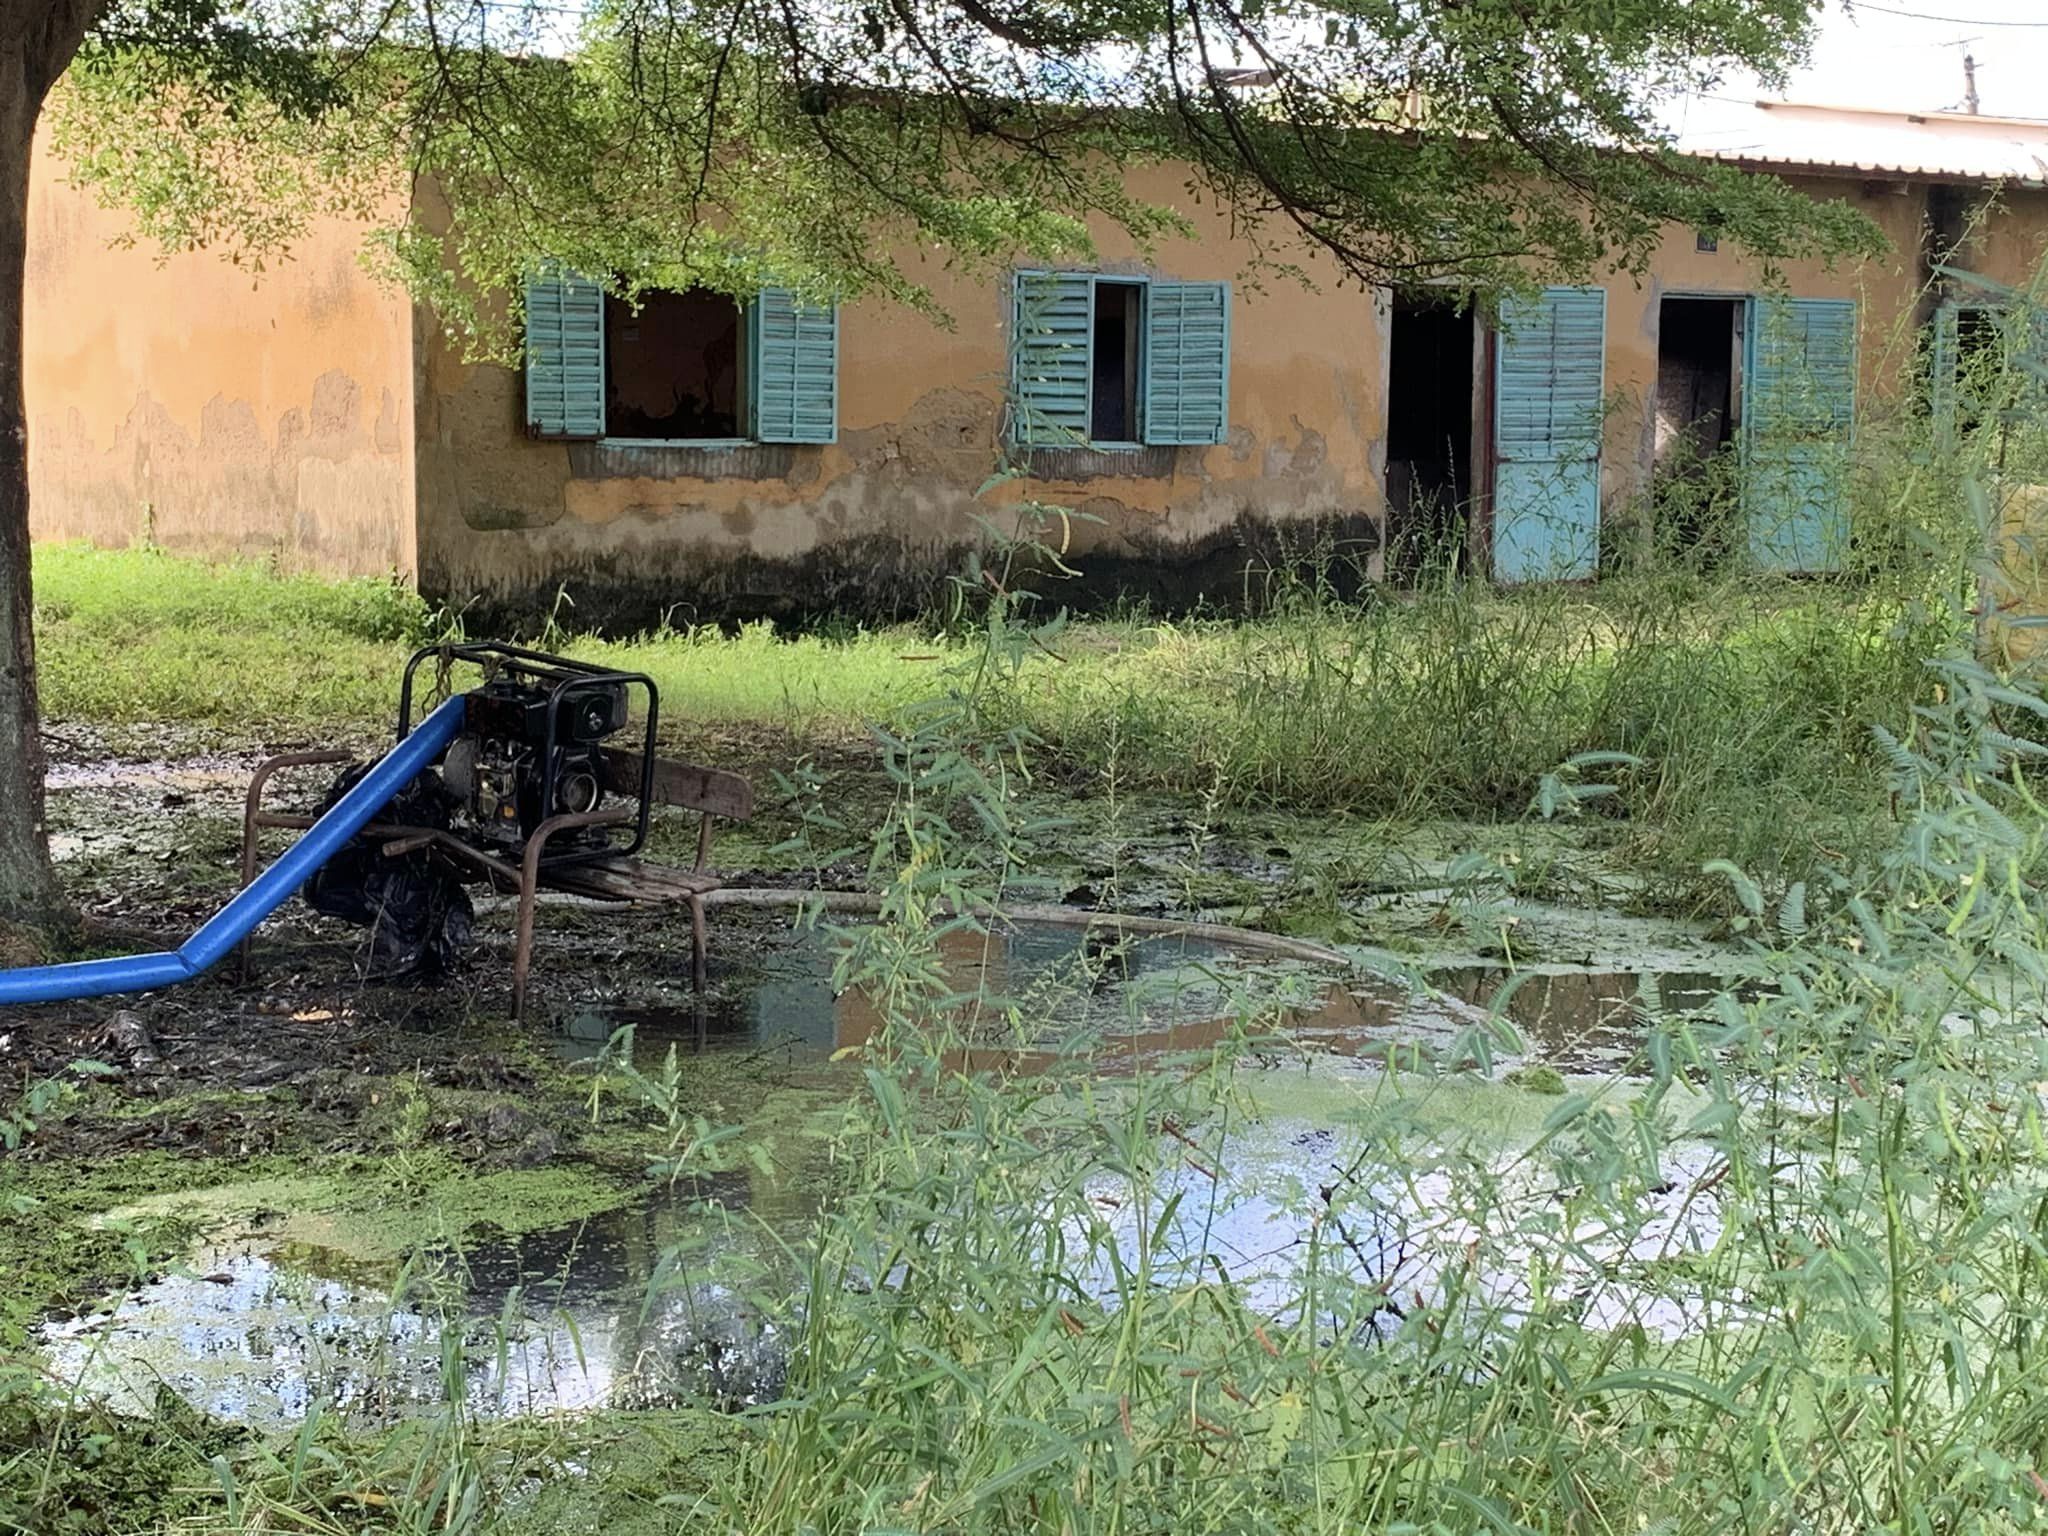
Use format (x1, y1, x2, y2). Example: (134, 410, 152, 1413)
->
(1385, 295, 1479, 576)
(1091, 281, 1144, 443)
(524, 268, 838, 445)
(1930, 301, 2006, 443)
(1010, 272, 1231, 449)
(605, 288, 746, 441)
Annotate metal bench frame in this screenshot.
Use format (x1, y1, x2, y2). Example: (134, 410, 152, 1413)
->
(239, 749, 753, 1021)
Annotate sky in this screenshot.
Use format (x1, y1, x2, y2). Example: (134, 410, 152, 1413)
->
(1680, 0, 2048, 123)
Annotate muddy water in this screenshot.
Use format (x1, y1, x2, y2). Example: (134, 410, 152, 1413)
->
(41, 920, 1752, 1428)
(555, 920, 1736, 1074)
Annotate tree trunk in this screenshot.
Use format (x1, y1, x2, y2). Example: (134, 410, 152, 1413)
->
(0, 0, 101, 933)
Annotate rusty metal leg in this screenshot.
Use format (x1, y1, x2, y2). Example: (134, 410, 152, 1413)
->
(514, 808, 633, 1023)
(691, 812, 713, 993)
(237, 750, 354, 981)
(237, 811, 261, 983)
(513, 855, 542, 1024)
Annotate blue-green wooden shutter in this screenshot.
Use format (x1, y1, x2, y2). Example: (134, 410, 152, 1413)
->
(752, 287, 839, 444)
(524, 265, 606, 440)
(1009, 271, 1093, 446)
(1743, 297, 1856, 573)
(1142, 281, 1231, 445)
(1491, 286, 1606, 582)
(1930, 303, 1960, 449)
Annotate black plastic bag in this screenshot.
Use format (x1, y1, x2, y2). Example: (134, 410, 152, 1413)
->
(303, 765, 475, 979)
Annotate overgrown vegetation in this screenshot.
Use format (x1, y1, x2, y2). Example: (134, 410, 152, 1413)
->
(23, 345, 1999, 914)
(14, 268, 2048, 1536)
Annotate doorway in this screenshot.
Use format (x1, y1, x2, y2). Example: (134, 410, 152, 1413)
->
(1386, 297, 1478, 577)
(1653, 296, 1743, 556)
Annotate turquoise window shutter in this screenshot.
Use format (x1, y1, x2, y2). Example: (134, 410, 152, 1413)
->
(1142, 281, 1231, 446)
(1930, 302, 1960, 449)
(1491, 286, 1606, 581)
(524, 265, 606, 440)
(1743, 297, 1856, 573)
(752, 287, 839, 444)
(1009, 271, 1093, 446)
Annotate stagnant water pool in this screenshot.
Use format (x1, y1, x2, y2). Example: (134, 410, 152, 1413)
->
(41, 920, 1757, 1427)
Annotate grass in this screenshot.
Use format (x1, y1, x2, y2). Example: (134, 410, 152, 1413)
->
(31, 543, 952, 743)
(15, 268, 2048, 1536)
(30, 538, 1962, 910)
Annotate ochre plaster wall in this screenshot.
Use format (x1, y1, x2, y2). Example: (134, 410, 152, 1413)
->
(1599, 177, 2048, 534)
(28, 132, 2048, 617)
(414, 164, 1386, 625)
(24, 128, 416, 578)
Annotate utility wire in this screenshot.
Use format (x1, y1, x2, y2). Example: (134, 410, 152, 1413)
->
(1848, 3, 2048, 27)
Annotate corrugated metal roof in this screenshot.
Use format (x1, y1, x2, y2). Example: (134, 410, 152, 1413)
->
(1673, 99, 2048, 186)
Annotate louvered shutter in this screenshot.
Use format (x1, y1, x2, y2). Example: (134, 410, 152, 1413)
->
(1930, 303, 1960, 447)
(1009, 271, 1093, 447)
(1142, 281, 1231, 445)
(1491, 286, 1607, 581)
(752, 288, 839, 444)
(524, 265, 606, 440)
(1744, 297, 1857, 572)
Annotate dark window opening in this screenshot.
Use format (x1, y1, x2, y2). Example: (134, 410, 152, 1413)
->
(1653, 296, 1744, 557)
(1385, 297, 1475, 578)
(1928, 184, 1972, 275)
(1091, 281, 1144, 442)
(605, 287, 745, 440)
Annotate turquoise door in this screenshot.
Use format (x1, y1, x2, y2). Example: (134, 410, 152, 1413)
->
(1743, 297, 1856, 572)
(1492, 286, 1606, 581)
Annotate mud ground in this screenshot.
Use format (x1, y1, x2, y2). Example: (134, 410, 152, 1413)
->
(3, 717, 1746, 1339)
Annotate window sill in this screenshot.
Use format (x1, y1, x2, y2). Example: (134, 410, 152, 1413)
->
(601, 437, 757, 450)
(567, 439, 798, 482)
(1014, 443, 1179, 480)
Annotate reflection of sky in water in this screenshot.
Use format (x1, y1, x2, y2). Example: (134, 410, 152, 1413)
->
(44, 1198, 793, 1430)
(45, 931, 1762, 1427)
(44, 1071, 1745, 1427)
(1073, 1100, 1741, 1344)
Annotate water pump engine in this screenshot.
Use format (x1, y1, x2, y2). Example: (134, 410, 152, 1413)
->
(301, 643, 663, 976)
(399, 642, 659, 863)
(444, 673, 630, 844)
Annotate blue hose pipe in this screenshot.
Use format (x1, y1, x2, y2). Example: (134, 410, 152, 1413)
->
(0, 694, 469, 1007)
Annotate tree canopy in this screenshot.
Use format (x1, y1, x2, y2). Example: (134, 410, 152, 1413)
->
(0, 0, 1877, 931)
(53, 0, 1878, 348)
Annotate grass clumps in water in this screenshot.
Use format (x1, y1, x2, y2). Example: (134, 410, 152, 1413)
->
(0, 1148, 301, 1351)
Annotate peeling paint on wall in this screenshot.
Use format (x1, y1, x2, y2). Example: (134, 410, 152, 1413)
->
(413, 164, 1384, 626)
(26, 138, 2048, 625)
(23, 128, 414, 578)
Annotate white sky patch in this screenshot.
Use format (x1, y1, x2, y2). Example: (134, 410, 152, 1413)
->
(1671, 0, 2048, 138)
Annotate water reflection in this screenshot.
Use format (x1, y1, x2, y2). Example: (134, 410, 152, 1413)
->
(44, 920, 1756, 1427)
(45, 1171, 798, 1429)
(558, 920, 1741, 1077)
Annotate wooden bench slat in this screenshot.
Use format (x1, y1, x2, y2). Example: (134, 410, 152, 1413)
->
(600, 749, 754, 820)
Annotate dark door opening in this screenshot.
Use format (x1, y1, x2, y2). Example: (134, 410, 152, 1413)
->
(1653, 296, 1743, 555)
(606, 287, 745, 440)
(1091, 281, 1144, 443)
(1386, 298, 1476, 577)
